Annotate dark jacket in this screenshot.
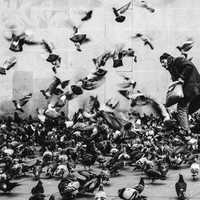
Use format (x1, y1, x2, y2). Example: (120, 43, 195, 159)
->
(168, 57, 200, 106)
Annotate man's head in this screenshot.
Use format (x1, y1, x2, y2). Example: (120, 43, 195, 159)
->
(160, 53, 173, 70)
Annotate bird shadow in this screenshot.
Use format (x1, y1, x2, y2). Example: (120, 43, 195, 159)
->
(0, 192, 22, 196)
(146, 181, 167, 186)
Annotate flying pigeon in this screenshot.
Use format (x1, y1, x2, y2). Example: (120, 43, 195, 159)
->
(0, 56, 17, 75)
(66, 19, 90, 52)
(5, 29, 41, 52)
(117, 75, 136, 89)
(136, 0, 155, 13)
(80, 68, 107, 90)
(105, 98, 120, 109)
(40, 76, 63, 99)
(132, 33, 154, 50)
(92, 51, 112, 69)
(113, 1, 132, 23)
(12, 93, 32, 112)
(41, 40, 61, 73)
(44, 103, 61, 119)
(81, 10, 93, 21)
(176, 38, 194, 58)
(70, 30, 91, 52)
(36, 108, 46, 123)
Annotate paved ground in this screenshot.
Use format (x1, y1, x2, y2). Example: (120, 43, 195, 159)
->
(1, 165, 200, 200)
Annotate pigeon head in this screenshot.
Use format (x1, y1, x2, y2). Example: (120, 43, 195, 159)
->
(178, 174, 184, 182)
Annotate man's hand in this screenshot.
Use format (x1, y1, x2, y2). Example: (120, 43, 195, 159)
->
(178, 77, 184, 84)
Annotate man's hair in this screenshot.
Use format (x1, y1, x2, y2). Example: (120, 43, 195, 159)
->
(160, 53, 173, 62)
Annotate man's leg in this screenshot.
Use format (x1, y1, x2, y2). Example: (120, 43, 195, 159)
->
(177, 99, 190, 132)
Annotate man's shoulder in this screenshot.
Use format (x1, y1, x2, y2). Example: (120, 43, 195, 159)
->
(174, 57, 194, 67)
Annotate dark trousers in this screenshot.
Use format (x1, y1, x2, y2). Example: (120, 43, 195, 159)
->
(177, 99, 190, 132)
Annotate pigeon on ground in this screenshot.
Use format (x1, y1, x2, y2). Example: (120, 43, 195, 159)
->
(31, 180, 44, 195)
(190, 159, 200, 180)
(175, 174, 187, 200)
(94, 183, 107, 200)
(0, 179, 20, 193)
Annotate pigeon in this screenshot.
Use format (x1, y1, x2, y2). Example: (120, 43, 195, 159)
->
(113, 1, 132, 23)
(49, 194, 55, 200)
(40, 76, 63, 99)
(0, 56, 17, 75)
(132, 33, 154, 50)
(70, 32, 91, 52)
(111, 46, 137, 68)
(5, 29, 41, 52)
(0, 179, 20, 193)
(94, 183, 107, 200)
(80, 75, 106, 90)
(175, 174, 187, 200)
(67, 22, 90, 51)
(41, 40, 61, 73)
(92, 51, 112, 69)
(81, 10, 93, 21)
(176, 38, 194, 58)
(53, 94, 68, 109)
(105, 98, 120, 110)
(118, 75, 136, 89)
(12, 93, 32, 112)
(118, 185, 141, 200)
(44, 103, 61, 119)
(112, 50, 123, 68)
(190, 160, 200, 180)
(133, 178, 145, 194)
(135, 0, 155, 13)
(121, 48, 137, 62)
(36, 108, 46, 123)
(31, 180, 44, 195)
(118, 81, 137, 100)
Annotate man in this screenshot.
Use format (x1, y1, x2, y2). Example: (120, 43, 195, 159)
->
(160, 53, 200, 132)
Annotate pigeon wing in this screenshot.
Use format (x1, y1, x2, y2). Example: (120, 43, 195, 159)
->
(118, 1, 131, 14)
(41, 40, 53, 53)
(48, 77, 61, 94)
(19, 93, 32, 106)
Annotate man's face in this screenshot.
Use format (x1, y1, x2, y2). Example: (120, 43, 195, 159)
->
(161, 59, 168, 70)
